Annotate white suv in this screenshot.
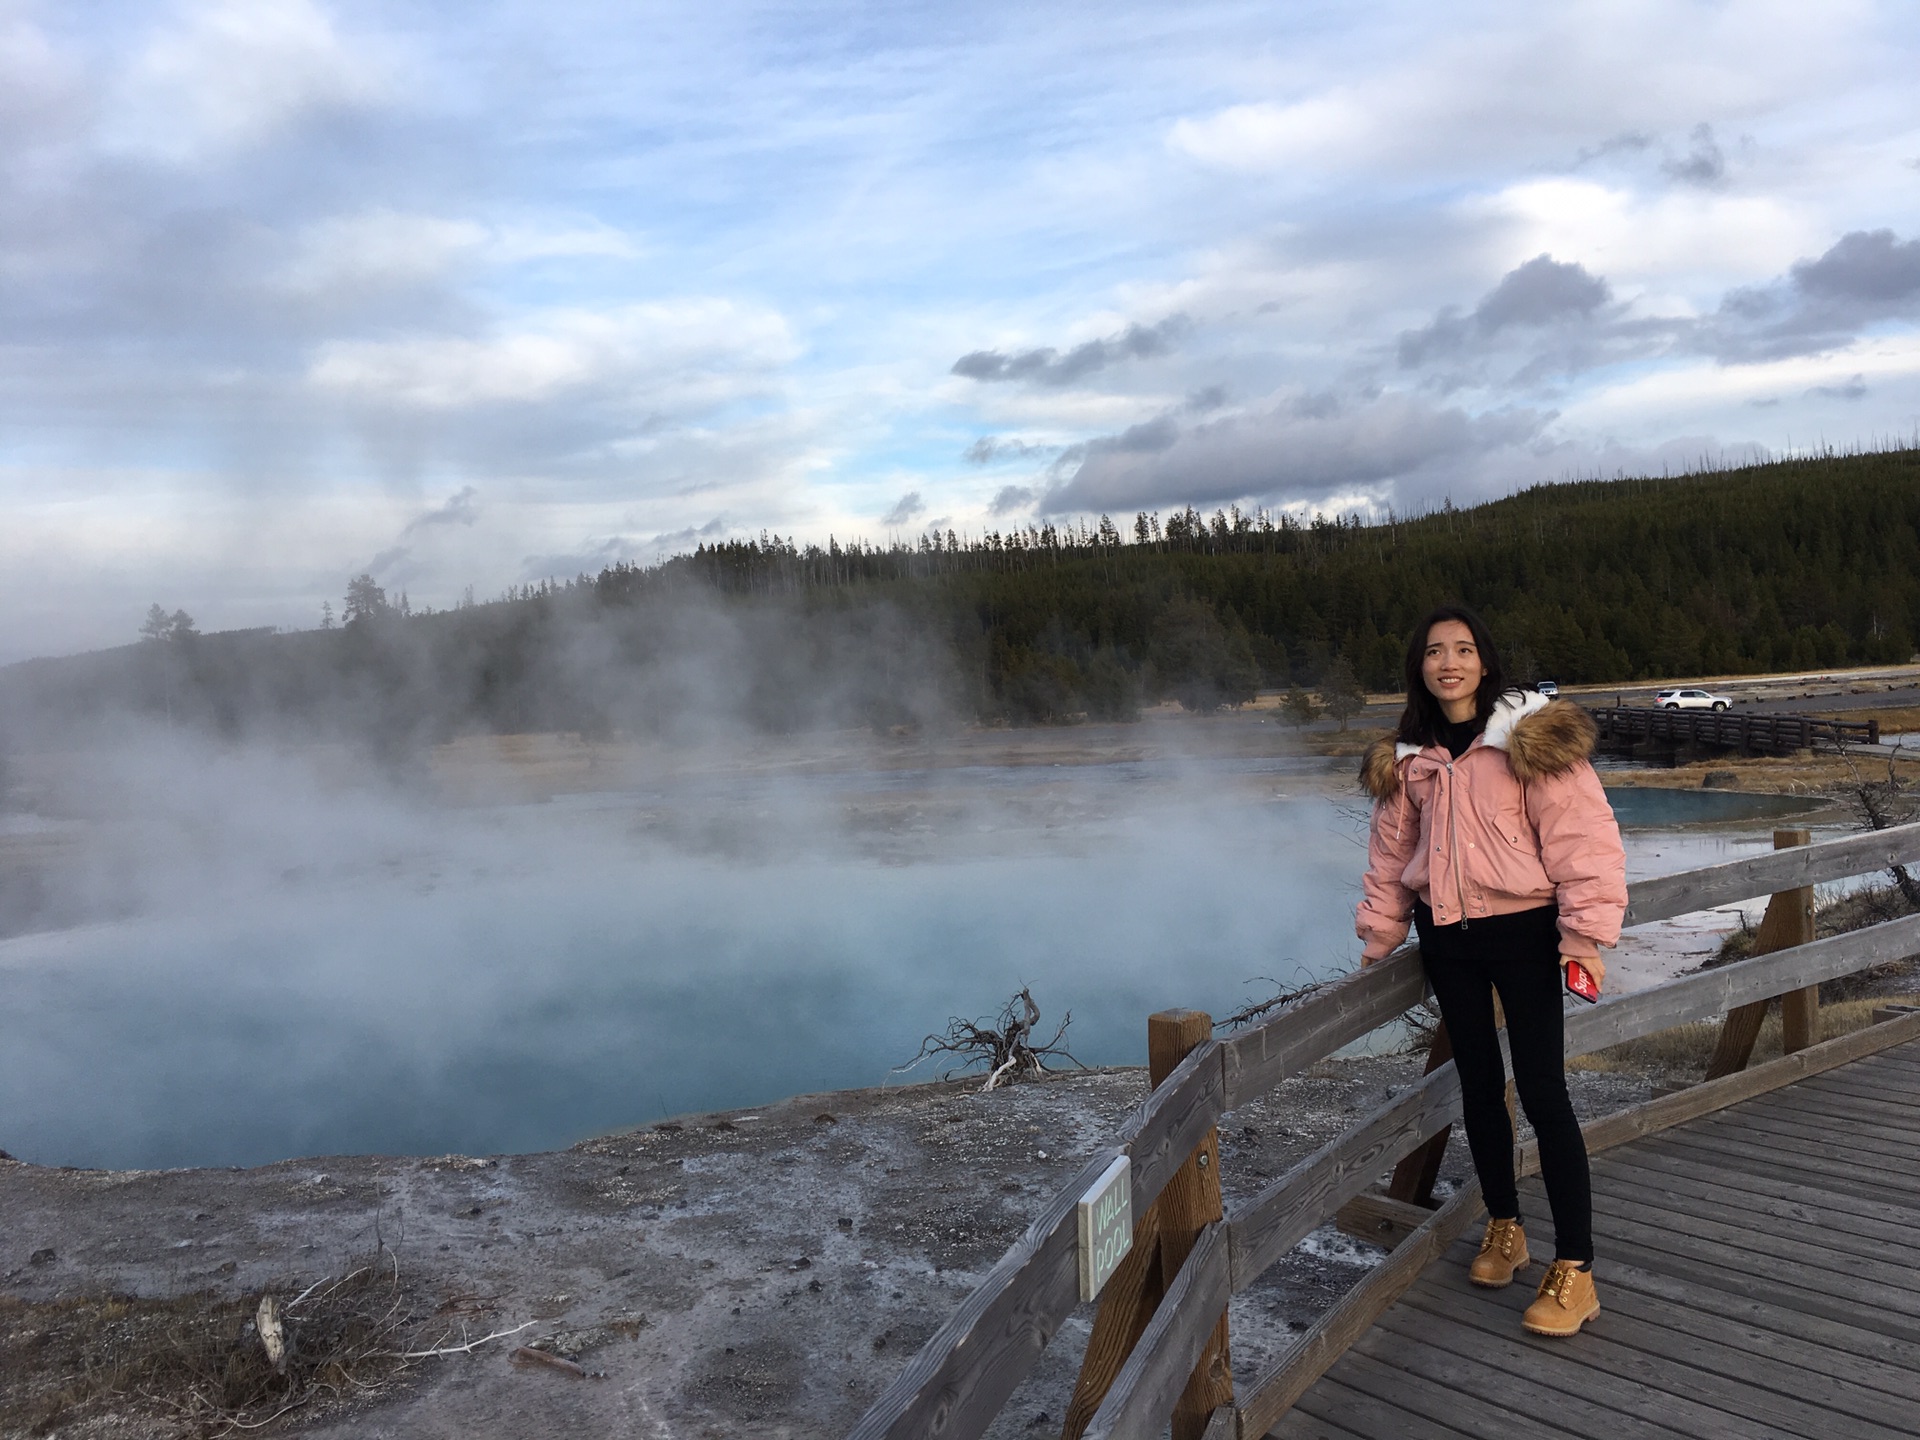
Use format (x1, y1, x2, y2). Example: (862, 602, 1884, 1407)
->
(1655, 688, 1731, 711)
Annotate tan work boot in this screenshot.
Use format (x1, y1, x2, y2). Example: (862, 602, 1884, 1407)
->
(1468, 1216, 1530, 1288)
(1522, 1259, 1600, 1336)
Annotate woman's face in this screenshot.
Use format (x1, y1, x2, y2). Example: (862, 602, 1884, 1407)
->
(1422, 620, 1484, 720)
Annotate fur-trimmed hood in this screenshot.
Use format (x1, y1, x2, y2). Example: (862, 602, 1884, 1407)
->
(1360, 692, 1597, 799)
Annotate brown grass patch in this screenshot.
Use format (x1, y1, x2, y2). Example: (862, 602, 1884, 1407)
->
(0, 1261, 424, 1437)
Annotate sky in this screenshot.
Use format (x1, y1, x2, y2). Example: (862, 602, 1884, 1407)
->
(2, 0, 1918, 662)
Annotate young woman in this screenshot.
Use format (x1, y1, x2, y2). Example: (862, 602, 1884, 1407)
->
(1355, 606, 1626, 1336)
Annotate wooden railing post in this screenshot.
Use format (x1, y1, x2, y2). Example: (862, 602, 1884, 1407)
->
(1062, 1010, 1230, 1440)
(1705, 828, 1816, 1078)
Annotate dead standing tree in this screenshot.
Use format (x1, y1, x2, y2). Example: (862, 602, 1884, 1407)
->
(896, 988, 1082, 1090)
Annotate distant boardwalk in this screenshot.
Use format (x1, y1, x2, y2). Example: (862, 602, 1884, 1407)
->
(1275, 1039, 1920, 1440)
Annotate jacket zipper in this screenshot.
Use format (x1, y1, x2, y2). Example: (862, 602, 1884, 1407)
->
(1445, 756, 1469, 929)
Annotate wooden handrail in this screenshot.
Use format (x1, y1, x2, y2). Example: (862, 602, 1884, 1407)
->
(848, 819, 1920, 1440)
(1622, 818, 1920, 927)
(1229, 1062, 1462, 1285)
(1222, 951, 1426, 1110)
(1081, 1221, 1232, 1440)
(846, 1143, 1124, 1440)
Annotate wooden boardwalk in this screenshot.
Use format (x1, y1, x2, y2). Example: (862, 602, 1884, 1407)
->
(1274, 1039, 1920, 1440)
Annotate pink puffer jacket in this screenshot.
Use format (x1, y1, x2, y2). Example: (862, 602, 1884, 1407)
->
(1355, 692, 1627, 974)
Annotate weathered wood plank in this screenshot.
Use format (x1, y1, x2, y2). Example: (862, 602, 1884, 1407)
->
(1332, 1191, 1435, 1251)
(1114, 1036, 1227, 1219)
(1591, 1253, 1920, 1397)
(1082, 1222, 1231, 1440)
(845, 1145, 1122, 1440)
(1572, 1279, 1920, 1428)
(1590, 1150, 1920, 1248)
(1595, 1209, 1920, 1335)
(1233, 1183, 1482, 1440)
(1687, 1111, 1920, 1182)
(1378, 1298, 1775, 1440)
(1221, 951, 1426, 1111)
(1588, 1169, 1920, 1277)
(1642, 1127, 1920, 1209)
(1682, 1115, 1920, 1189)
(1228, 1063, 1462, 1284)
(1621, 818, 1920, 926)
(1320, 1349, 1597, 1440)
(1561, 915, 1920, 1058)
(1393, 1281, 1911, 1440)
(1581, 1172, 1920, 1290)
(1366, 1306, 1707, 1440)
(1593, 1144, 1920, 1236)
(1288, 1373, 1480, 1440)
(1750, 1082, 1920, 1133)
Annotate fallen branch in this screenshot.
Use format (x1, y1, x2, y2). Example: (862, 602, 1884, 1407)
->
(385, 1319, 536, 1359)
(510, 1346, 589, 1378)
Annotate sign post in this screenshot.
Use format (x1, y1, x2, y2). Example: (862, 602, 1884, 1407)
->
(1076, 1154, 1133, 1302)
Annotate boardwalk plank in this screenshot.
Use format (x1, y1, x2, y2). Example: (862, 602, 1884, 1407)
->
(1371, 1303, 1716, 1440)
(1771, 1072, 1920, 1116)
(1587, 1250, 1920, 1388)
(1316, 1348, 1591, 1440)
(1727, 1094, 1920, 1155)
(1586, 1222, 1920, 1346)
(1582, 1171, 1920, 1284)
(1673, 1111, 1920, 1185)
(1636, 1127, 1920, 1208)
(1570, 1274, 1920, 1429)
(1589, 1150, 1920, 1249)
(1393, 1282, 1879, 1440)
(1684, 1118, 1920, 1188)
(1262, 1401, 1371, 1440)
(1287, 1373, 1481, 1440)
(1625, 1132, 1920, 1224)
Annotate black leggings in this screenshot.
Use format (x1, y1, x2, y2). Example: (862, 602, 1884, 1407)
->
(1415, 901, 1594, 1263)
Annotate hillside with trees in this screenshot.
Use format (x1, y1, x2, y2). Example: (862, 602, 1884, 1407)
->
(4, 448, 1917, 748)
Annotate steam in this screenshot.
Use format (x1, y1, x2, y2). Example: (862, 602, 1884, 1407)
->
(0, 707, 1365, 1170)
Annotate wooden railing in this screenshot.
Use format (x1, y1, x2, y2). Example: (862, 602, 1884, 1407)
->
(846, 818, 1920, 1440)
(1590, 705, 1880, 754)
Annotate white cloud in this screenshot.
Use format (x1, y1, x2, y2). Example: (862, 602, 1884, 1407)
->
(109, 0, 389, 161)
(308, 300, 797, 412)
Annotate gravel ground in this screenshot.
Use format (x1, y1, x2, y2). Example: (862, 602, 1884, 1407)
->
(0, 1054, 1651, 1440)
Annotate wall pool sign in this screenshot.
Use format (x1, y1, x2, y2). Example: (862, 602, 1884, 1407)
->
(1076, 1154, 1133, 1301)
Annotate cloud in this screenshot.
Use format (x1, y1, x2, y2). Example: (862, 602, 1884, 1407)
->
(307, 300, 795, 412)
(111, 0, 389, 162)
(988, 485, 1035, 516)
(400, 485, 480, 536)
(1400, 255, 1612, 366)
(963, 436, 1054, 465)
(1043, 391, 1554, 515)
(1805, 374, 1867, 401)
(879, 490, 925, 527)
(1705, 229, 1920, 361)
(951, 316, 1189, 387)
(1662, 124, 1727, 188)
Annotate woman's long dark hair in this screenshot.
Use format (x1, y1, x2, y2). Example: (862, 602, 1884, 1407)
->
(1396, 605, 1509, 747)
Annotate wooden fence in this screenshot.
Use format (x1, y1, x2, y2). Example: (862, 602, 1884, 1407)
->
(846, 818, 1920, 1440)
(1589, 706, 1879, 755)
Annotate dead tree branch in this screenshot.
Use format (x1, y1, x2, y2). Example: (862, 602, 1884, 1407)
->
(894, 987, 1082, 1089)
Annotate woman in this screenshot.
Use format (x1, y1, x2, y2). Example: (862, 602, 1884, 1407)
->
(1355, 606, 1626, 1336)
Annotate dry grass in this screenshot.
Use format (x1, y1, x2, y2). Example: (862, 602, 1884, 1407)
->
(1568, 994, 1920, 1078)
(0, 1260, 424, 1437)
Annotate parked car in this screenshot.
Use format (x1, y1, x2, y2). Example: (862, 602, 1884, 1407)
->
(1533, 680, 1559, 697)
(1655, 687, 1732, 711)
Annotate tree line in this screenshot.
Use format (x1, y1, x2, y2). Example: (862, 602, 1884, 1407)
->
(9, 446, 1918, 748)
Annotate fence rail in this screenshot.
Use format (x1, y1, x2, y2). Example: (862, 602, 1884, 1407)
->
(1589, 704, 1879, 754)
(847, 817, 1920, 1440)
